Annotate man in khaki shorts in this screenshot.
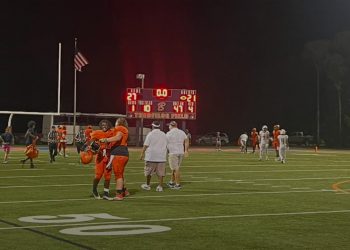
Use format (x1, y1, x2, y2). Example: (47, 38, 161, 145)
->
(139, 121, 168, 192)
(166, 121, 189, 190)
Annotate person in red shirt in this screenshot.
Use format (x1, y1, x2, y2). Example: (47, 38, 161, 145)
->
(272, 124, 281, 160)
(100, 117, 129, 201)
(250, 128, 259, 153)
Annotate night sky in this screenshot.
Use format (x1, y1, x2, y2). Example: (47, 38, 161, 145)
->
(2, 0, 350, 138)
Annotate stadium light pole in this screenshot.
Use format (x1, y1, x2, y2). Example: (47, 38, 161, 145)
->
(136, 73, 145, 146)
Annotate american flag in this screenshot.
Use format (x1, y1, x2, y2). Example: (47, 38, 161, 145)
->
(74, 51, 89, 72)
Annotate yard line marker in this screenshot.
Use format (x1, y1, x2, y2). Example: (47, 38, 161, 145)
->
(0, 189, 337, 205)
(291, 187, 311, 190)
(1, 209, 350, 231)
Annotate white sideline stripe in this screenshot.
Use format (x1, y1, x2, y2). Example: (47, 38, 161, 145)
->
(1, 209, 350, 231)
(0, 189, 336, 205)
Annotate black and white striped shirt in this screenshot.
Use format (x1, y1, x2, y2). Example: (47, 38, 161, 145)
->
(48, 130, 58, 143)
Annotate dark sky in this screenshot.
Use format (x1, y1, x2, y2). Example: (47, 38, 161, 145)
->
(2, 0, 350, 137)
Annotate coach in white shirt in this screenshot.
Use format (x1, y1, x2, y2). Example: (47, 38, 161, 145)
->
(140, 121, 168, 192)
(166, 121, 189, 190)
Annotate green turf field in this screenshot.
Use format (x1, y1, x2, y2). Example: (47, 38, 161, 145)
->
(1, 146, 350, 250)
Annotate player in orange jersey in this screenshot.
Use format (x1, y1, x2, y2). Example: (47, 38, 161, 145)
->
(272, 124, 281, 161)
(100, 117, 129, 201)
(250, 128, 259, 153)
(90, 120, 114, 200)
(84, 125, 93, 142)
(58, 125, 68, 157)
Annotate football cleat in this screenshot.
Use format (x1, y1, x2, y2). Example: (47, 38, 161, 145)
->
(141, 184, 151, 191)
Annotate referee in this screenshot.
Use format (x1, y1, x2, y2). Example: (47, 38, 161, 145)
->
(48, 125, 58, 163)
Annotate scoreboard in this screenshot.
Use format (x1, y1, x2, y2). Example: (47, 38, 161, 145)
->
(126, 88, 197, 120)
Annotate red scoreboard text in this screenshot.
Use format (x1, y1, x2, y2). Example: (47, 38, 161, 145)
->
(126, 88, 197, 120)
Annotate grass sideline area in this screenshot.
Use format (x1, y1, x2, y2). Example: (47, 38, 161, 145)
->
(0, 146, 350, 249)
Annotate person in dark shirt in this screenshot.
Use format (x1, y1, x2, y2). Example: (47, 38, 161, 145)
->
(75, 127, 86, 155)
(21, 121, 39, 168)
(1, 126, 14, 164)
(48, 125, 58, 163)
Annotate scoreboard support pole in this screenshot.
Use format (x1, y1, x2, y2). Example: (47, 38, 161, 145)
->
(136, 119, 141, 147)
(181, 120, 186, 131)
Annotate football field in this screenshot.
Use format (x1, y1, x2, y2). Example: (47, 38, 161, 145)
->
(1, 146, 350, 250)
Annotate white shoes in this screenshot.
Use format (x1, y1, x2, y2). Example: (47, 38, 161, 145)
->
(141, 184, 151, 191)
(156, 185, 163, 192)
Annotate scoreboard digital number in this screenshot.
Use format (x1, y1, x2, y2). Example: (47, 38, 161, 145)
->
(126, 88, 197, 120)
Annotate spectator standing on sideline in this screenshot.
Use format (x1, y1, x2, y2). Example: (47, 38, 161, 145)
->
(47, 125, 58, 163)
(1, 126, 14, 164)
(185, 129, 192, 146)
(166, 121, 189, 190)
(139, 121, 168, 192)
(21, 121, 39, 168)
(216, 132, 222, 151)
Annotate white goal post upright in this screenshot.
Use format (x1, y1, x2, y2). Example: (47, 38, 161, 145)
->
(1, 43, 62, 126)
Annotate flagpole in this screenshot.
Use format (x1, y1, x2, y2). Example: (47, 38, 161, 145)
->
(73, 38, 77, 146)
(58, 43, 61, 114)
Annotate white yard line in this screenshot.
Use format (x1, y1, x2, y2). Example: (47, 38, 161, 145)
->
(271, 185, 291, 188)
(0, 189, 336, 205)
(1, 176, 350, 189)
(1, 169, 350, 179)
(1, 209, 350, 231)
